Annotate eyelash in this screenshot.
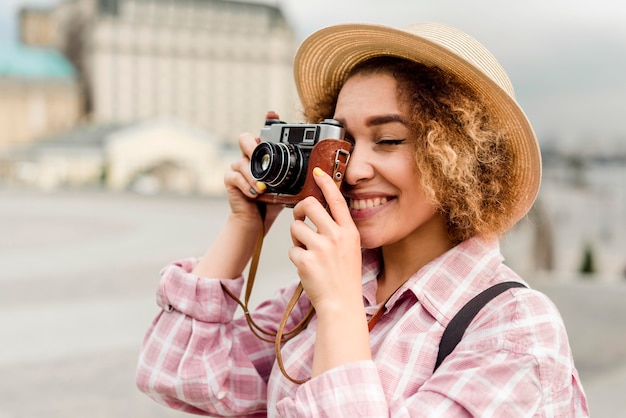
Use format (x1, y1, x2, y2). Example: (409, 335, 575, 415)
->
(343, 137, 406, 146)
(377, 139, 405, 145)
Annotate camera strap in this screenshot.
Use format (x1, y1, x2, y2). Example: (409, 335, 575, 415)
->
(434, 281, 527, 371)
(220, 215, 315, 338)
(221, 151, 350, 385)
(220, 215, 315, 384)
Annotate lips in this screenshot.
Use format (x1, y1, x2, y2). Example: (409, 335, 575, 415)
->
(348, 196, 389, 210)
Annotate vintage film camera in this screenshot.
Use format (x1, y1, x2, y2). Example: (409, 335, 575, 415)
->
(250, 112, 352, 207)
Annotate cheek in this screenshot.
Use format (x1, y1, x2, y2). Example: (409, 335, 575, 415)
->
(406, 184, 436, 213)
(399, 169, 436, 215)
(392, 157, 422, 192)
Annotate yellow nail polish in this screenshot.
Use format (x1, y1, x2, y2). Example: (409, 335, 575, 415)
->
(255, 181, 267, 191)
(313, 167, 324, 177)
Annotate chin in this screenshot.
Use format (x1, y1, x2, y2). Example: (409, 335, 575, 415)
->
(357, 233, 384, 250)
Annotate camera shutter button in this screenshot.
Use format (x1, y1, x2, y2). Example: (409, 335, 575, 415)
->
(321, 118, 342, 127)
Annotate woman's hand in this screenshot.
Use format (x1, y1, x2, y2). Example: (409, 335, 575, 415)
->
(223, 132, 283, 231)
(289, 167, 363, 313)
(191, 133, 282, 278)
(290, 167, 371, 376)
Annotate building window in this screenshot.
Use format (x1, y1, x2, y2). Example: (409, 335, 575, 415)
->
(99, 0, 120, 16)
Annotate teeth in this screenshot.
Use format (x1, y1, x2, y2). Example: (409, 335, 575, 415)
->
(350, 197, 388, 210)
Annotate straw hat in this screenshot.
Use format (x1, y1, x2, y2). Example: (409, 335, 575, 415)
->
(293, 22, 541, 229)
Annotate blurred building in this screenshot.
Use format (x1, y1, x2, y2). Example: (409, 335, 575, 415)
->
(7, 1, 624, 280)
(1, 0, 298, 195)
(502, 148, 626, 281)
(19, 0, 299, 143)
(105, 118, 228, 194)
(0, 44, 83, 150)
(0, 118, 232, 194)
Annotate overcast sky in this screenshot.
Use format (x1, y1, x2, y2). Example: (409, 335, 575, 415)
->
(2, 0, 625, 150)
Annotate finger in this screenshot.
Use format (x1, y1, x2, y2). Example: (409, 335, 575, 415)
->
(312, 167, 353, 226)
(288, 244, 318, 277)
(288, 245, 307, 271)
(292, 196, 336, 236)
(291, 196, 310, 222)
(238, 132, 260, 159)
(229, 158, 267, 196)
(237, 134, 268, 194)
(290, 218, 319, 249)
(224, 169, 259, 199)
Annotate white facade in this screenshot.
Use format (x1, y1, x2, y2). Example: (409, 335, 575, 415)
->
(0, 119, 231, 196)
(106, 119, 227, 195)
(83, 0, 298, 143)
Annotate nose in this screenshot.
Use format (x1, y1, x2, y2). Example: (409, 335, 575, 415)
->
(344, 143, 374, 186)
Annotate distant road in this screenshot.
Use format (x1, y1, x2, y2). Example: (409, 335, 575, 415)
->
(0, 189, 623, 416)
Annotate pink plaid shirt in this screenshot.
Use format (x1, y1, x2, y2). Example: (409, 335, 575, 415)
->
(137, 237, 588, 417)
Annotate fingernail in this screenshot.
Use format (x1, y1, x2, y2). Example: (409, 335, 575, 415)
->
(255, 181, 267, 191)
(313, 167, 324, 177)
(249, 187, 257, 196)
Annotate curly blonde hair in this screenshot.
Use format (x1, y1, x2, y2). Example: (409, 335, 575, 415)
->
(303, 57, 517, 244)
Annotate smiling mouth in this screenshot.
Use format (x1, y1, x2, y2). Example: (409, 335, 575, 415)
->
(348, 197, 389, 210)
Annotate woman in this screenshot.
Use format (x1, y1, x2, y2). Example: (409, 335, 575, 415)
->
(137, 23, 588, 416)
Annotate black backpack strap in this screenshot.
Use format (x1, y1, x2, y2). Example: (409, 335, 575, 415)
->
(434, 281, 527, 372)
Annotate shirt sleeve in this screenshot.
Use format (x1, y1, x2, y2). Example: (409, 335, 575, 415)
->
(276, 360, 389, 417)
(136, 257, 307, 416)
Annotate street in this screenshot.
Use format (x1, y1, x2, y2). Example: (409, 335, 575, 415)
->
(0, 189, 624, 417)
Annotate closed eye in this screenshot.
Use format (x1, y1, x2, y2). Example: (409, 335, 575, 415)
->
(377, 139, 405, 145)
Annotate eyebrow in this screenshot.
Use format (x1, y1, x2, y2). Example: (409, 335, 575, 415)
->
(335, 114, 408, 127)
(366, 114, 408, 127)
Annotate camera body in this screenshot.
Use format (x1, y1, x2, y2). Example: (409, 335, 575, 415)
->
(250, 112, 351, 207)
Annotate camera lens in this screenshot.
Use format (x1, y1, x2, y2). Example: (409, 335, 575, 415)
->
(260, 154, 271, 171)
(250, 142, 304, 192)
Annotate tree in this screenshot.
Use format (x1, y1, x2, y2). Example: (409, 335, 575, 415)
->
(579, 242, 596, 276)
(62, 16, 92, 116)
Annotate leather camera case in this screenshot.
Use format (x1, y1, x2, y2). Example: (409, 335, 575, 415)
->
(256, 138, 351, 207)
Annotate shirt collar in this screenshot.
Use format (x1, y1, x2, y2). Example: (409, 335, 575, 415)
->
(361, 236, 504, 326)
(361, 248, 382, 308)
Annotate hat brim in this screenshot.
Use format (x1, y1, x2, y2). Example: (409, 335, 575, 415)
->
(294, 23, 541, 230)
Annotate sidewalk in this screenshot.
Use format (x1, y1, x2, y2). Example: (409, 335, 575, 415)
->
(583, 362, 626, 416)
(0, 189, 623, 417)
